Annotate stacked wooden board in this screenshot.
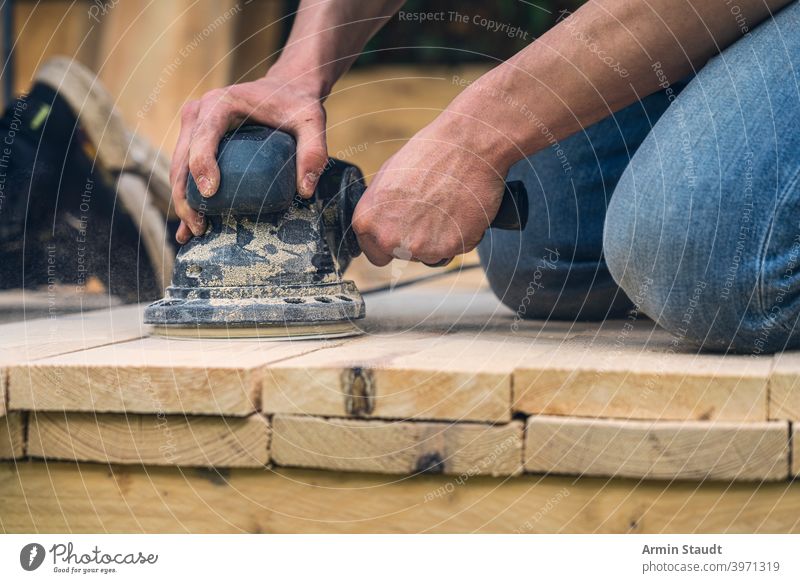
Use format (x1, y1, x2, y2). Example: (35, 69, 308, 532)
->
(2, 276, 799, 533)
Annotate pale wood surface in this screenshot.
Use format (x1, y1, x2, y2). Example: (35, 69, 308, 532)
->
(0, 413, 25, 459)
(768, 351, 800, 420)
(272, 415, 522, 476)
(261, 330, 547, 422)
(3, 462, 800, 533)
(28, 412, 269, 468)
(793, 423, 800, 477)
(0, 304, 147, 416)
(262, 290, 561, 423)
(10, 336, 342, 415)
(525, 416, 789, 481)
(0, 304, 145, 363)
(515, 341, 771, 422)
(0, 293, 791, 425)
(0, 288, 121, 324)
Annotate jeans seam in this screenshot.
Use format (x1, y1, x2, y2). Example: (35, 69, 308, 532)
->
(757, 163, 800, 332)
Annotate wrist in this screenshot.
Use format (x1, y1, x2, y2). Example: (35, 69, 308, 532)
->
(431, 99, 518, 176)
(439, 64, 552, 173)
(268, 53, 338, 99)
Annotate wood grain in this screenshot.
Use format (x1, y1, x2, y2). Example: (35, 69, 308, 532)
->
(272, 415, 522, 476)
(0, 413, 25, 459)
(10, 335, 342, 415)
(3, 462, 800, 533)
(0, 304, 148, 415)
(525, 416, 789, 481)
(28, 412, 268, 468)
(262, 331, 546, 422)
(768, 351, 800, 420)
(515, 343, 771, 422)
(0, 304, 146, 364)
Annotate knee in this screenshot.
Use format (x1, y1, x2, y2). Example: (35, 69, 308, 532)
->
(604, 163, 794, 354)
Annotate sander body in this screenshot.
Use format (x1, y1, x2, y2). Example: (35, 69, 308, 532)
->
(144, 125, 527, 339)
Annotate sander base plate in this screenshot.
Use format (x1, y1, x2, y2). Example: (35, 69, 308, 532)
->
(148, 321, 362, 341)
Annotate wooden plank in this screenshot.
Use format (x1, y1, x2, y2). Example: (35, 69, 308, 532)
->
(768, 352, 800, 420)
(0, 413, 25, 459)
(261, 290, 570, 423)
(272, 415, 522, 476)
(515, 342, 771, 421)
(10, 334, 344, 415)
(793, 423, 799, 478)
(27, 412, 268, 468)
(0, 287, 121, 324)
(362, 289, 592, 339)
(524, 416, 789, 481)
(0, 304, 145, 363)
(0, 304, 149, 415)
(3, 462, 800, 533)
(262, 331, 544, 422)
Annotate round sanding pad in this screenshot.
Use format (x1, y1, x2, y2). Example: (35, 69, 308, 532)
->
(148, 320, 363, 341)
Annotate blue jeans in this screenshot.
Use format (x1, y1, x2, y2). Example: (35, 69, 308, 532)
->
(479, 2, 800, 353)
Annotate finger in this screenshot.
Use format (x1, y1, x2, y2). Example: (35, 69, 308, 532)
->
(176, 221, 193, 244)
(170, 101, 198, 226)
(171, 111, 206, 238)
(356, 232, 394, 267)
(188, 94, 239, 198)
(173, 190, 206, 238)
(292, 113, 328, 198)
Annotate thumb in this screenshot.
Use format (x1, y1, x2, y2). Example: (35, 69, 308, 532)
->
(293, 116, 329, 198)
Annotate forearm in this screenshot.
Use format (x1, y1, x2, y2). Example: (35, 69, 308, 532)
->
(270, 0, 406, 97)
(445, 0, 792, 171)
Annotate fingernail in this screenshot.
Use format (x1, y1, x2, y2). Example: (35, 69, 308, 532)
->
(197, 175, 214, 197)
(301, 172, 317, 196)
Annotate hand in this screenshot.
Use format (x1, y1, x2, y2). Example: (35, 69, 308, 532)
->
(171, 72, 329, 244)
(352, 118, 510, 266)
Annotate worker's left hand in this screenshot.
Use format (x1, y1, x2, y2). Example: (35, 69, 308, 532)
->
(352, 119, 510, 266)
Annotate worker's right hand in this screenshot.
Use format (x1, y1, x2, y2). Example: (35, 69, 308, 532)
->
(171, 73, 329, 244)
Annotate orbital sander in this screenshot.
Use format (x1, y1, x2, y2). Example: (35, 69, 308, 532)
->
(144, 125, 527, 339)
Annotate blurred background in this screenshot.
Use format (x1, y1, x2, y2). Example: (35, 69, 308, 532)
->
(0, 0, 582, 292)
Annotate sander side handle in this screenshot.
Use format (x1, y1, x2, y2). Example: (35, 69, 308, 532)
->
(491, 180, 528, 231)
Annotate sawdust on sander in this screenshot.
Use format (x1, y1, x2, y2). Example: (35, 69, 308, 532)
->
(148, 321, 363, 341)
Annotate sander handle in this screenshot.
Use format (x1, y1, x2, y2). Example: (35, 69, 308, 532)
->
(491, 180, 528, 230)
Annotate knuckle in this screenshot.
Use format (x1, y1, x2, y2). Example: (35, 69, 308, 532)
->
(351, 213, 372, 236)
(203, 88, 226, 102)
(181, 100, 200, 122)
(374, 231, 397, 255)
(407, 241, 425, 260)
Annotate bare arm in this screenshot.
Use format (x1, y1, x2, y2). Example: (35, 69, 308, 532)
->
(353, 0, 794, 266)
(272, 0, 406, 97)
(442, 0, 793, 170)
(172, 0, 404, 243)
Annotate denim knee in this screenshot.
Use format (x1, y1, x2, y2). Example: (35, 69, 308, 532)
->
(605, 182, 795, 354)
(604, 3, 800, 354)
